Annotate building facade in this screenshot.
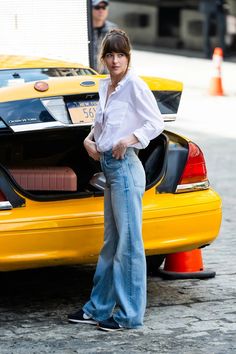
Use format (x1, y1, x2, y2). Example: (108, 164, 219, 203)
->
(109, 0, 236, 57)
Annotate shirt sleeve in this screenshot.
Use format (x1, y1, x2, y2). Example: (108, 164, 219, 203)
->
(133, 87, 164, 149)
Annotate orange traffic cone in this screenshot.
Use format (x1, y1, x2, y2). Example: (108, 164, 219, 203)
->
(209, 47, 224, 96)
(158, 249, 216, 280)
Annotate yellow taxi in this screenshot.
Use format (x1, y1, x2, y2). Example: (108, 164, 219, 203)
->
(0, 56, 222, 272)
(0, 54, 96, 89)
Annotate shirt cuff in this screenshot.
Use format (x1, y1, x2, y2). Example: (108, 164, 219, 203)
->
(133, 131, 149, 149)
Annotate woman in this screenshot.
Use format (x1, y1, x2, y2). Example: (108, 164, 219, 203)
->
(68, 29, 164, 332)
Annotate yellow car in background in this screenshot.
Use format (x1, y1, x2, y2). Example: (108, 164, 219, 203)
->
(0, 55, 96, 89)
(0, 56, 222, 272)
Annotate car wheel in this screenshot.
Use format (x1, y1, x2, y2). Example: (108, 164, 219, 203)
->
(146, 254, 166, 276)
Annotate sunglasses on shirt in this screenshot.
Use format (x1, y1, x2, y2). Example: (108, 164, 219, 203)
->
(93, 4, 108, 10)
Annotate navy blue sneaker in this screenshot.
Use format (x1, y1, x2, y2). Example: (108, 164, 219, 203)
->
(68, 309, 97, 325)
(97, 317, 123, 332)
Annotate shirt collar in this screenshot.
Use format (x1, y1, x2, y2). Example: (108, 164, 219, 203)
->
(100, 68, 135, 92)
(116, 68, 133, 88)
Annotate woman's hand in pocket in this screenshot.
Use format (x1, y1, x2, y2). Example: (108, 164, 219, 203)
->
(112, 140, 127, 160)
(112, 134, 139, 160)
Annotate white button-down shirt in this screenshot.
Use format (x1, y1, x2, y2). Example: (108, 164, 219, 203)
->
(94, 69, 164, 152)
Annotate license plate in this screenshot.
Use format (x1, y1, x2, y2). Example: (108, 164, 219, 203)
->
(67, 100, 98, 124)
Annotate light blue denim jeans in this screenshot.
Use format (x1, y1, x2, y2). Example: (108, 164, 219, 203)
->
(83, 148, 147, 328)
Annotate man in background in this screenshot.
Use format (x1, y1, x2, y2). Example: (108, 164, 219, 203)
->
(92, 0, 117, 72)
(199, 0, 227, 58)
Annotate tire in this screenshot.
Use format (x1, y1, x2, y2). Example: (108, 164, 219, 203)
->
(146, 254, 166, 276)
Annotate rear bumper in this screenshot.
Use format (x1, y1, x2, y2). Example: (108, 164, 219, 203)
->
(143, 188, 222, 254)
(143, 207, 221, 255)
(0, 188, 222, 271)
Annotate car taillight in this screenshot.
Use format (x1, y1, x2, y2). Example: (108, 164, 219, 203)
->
(176, 142, 209, 193)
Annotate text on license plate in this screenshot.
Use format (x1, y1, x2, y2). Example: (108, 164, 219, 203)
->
(67, 100, 98, 124)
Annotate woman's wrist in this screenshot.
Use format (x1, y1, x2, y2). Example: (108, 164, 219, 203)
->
(84, 133, 94, 144)
(86, 128, 94, 141)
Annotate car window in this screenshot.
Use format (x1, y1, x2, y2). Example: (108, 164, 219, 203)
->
(0, 68, 95, 88)
(0, 99, 56, 127)
(152, 91, 182, 114)
(0, 94, 99, 132)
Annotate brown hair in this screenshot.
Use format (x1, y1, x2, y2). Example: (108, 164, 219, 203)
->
(99, 29, 131, 69)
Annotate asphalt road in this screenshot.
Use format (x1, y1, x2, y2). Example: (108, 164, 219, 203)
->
(1, 52, 236, 353)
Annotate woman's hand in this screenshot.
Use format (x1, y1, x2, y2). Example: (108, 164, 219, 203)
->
(112, 134, 139, 160)
(112, 140, 127, 160)
(84, 138, 100, 161)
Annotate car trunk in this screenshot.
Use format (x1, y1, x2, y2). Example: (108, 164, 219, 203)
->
(0, 127, 168, 201)
(0, 87, 176, 203)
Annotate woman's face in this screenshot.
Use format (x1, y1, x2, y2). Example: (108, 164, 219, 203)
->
(103, 52, 129, 78)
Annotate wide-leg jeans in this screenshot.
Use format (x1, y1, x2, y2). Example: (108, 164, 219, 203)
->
(83, 148, 146, 328)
